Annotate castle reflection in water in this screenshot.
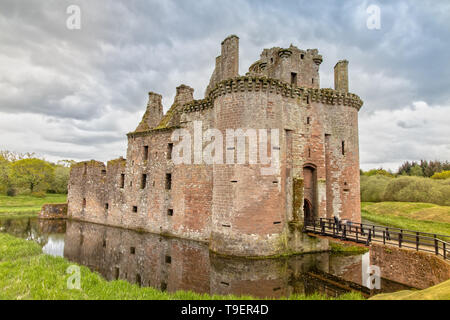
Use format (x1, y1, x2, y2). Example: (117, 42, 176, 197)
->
(0, 218, 412, 298)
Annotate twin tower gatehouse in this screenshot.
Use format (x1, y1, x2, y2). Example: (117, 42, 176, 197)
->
(67, 35, 363, 257)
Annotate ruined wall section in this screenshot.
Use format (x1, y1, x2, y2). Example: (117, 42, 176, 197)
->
(67, 160, 107, 222)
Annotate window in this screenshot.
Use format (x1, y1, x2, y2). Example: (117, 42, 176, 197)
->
(301, 54, 304, 59)
(165, 255, 171, 264)
(307, 117, 311, 125)
(82, 198, 86, 208)
(312, 78, 314, 84)
(141, 174, 147, 189)
(132, 206, 138, 213)
(120, 174, 125, 188)
(143, 146, 149, 160)
(167, 143, 173, 160)
(105, 203, 109, 210)
(291, 72, 297, 85)
(101, 169, 106, 175)
(130, 247, 135, 254)
(165, 173, 172, 190)
(114, 267, 120, 280)
(342, 141, 345, 155)
(167, 209, 173, 216)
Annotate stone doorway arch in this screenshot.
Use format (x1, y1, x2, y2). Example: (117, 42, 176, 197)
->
(303, 165, 317, 224)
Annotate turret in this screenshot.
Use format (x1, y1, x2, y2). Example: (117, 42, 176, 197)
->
(334, 60, 349, 93)
(206, 35, 239, 95)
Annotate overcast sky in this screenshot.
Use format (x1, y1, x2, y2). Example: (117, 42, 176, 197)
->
(0, 0, 449, 170)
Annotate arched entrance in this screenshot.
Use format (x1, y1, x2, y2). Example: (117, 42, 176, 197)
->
(303, 199, 313, 224)
(303, 165, 317, 224)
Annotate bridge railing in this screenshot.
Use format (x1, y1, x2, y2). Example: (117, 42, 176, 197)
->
(304, 218, 450, 261)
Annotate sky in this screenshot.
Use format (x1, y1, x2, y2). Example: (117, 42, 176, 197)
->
(0, 0, 449, 171)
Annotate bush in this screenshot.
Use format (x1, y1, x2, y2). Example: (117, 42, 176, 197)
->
(31, 191, 46, 198)
(360, 174, 393, 202)
(379, 176, 450, 206)
(6, 188, 16, 197)
(431, 170, 450, 180)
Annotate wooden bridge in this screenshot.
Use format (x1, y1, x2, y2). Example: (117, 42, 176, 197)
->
(304, 218, 450, 261)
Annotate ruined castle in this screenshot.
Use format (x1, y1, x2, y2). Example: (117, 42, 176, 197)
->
(67, 35, 363, 257)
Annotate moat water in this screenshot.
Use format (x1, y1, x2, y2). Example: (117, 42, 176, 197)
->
(0, 217, 414, 298)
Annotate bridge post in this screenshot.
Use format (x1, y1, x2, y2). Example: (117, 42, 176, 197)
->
(341, 224, 347, 240)
(383, 231, 385, 245)
(416, 232, 419, 251)
(399, 230, 403, 248)
(434, 235, 438, 255)
(444, 243, 447, 260)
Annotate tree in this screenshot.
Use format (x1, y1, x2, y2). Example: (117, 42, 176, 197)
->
(410, 164, 424, 177)
(10, 158, 55, 193)
(0, 155, 11, 194)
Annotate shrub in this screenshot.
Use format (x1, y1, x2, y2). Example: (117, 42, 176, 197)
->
(31, 191, 46, 198)
(360, 174, 393, 202)
(431, 170, 450, 180)
(6, 188, 16, 197)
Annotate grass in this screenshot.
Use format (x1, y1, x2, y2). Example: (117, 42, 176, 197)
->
(329, 241, 369, 255)
(0, 194, 67, 218)
(370, 279, 450, 300)
(0, 233, 363, 300)
(361, 202, 450, 240)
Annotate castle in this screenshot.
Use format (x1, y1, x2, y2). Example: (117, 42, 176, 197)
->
(67, 35, 363, 257)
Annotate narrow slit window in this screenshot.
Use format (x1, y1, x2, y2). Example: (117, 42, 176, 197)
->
(105, 203, 109, 210)
(165, 255, 171, 264)
(143, 146, 149, 160)
(82, 198, 86, 208)
(120, 174, 125, 188)
(291, 72, 297, 85)
(307, 117, 311, 125)
(342, 141, 345, 155)
(132, 206, 138, 213)
(130, 247, 135, 254)
(167, 209, 173, 216)
(101, 169, 106, 175)
(165, 173, 172, 190)
(141, 174, 147, 189)
(167, 143, 173, 160)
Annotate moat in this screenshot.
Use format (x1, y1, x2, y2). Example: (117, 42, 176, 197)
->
(0, 217, 415, 298)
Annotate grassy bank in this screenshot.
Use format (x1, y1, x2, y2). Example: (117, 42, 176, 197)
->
(361, 202, 450, 239)
(370, 279, 450, 300)
(0, 233, 363, 300)
(329, 241, 369, 255)
(0, 194, 67, 218)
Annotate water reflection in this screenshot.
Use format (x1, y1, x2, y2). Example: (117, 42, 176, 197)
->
(0, 218, 413, 298)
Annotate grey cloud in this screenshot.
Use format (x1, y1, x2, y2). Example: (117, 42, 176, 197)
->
(0, 0, 449, 169)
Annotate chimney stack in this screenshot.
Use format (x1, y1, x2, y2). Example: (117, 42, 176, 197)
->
(334, 60, 349, 93)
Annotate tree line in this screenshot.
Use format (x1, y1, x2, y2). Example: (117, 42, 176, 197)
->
(360, 160, 450, 205)
(0, 151, 74, 196)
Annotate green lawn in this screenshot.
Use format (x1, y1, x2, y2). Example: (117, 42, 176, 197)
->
(361, 202, 450, 240)
(0, 194, 67, 218)
(0, 232, 363, 300)
(370, 279, 450, 300)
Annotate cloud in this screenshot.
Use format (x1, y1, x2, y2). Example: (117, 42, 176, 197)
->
(359, 101, 450, 171)
(0, 0, 449, 170)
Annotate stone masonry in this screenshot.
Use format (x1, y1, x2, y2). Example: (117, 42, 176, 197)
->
(67, 35, 364, 257)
